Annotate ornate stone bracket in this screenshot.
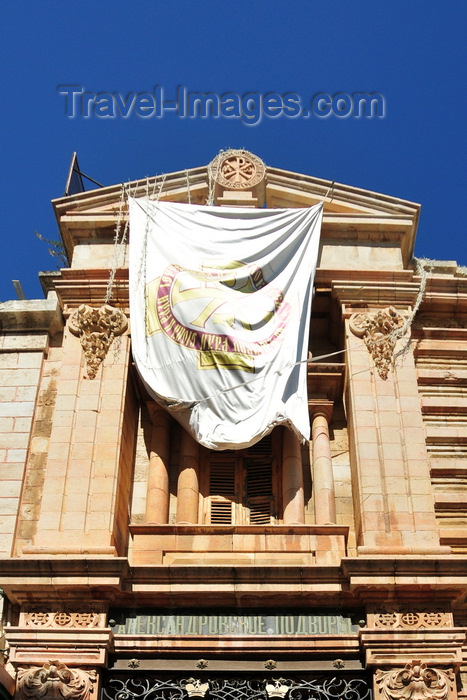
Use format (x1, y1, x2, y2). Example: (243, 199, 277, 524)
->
(17, 661, 97, 700)
(375, 661, 455, 700)
(69, 304, 128, 379)
(349, 306, 405, 380)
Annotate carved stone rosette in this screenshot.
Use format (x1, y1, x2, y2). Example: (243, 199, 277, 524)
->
(375, 661, 455, 700)
(17, 661, 97, 700)
(349, 306, 405, 380)
(69, 304, 128, 379)
(209, 149, 266, 190)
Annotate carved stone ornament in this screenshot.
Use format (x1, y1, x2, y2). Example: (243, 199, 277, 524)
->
(375, 661, 455, 700)
(25, 611, 101, 628)
(69, 304, 128, 379)
(17, 661, 97, 700)
(209, 149, 266, 190)
(349, 306, 405, 380)
(373, 609, 451, 630)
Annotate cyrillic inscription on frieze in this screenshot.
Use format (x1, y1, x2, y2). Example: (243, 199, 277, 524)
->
(109, 611, 361, 636)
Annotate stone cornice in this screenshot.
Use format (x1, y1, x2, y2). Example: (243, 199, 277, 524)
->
(3, 556, 467, 607)
(359, 627, 466, 667)
(129, 523, 349, 536)
(52, 269, 129, 311)
(266, 167, 421, 217)
(342, 556, 467, 604)
(316, 270, 421, 312)
(50, 267, 467, 314)
(0, 295, 62, 337)
(52, 160, 420, 266)
(6, 627, 114, 666)
(0, 557, 129, 605)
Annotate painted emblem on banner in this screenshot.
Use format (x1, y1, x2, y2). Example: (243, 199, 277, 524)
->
(145, 260, 292, 372)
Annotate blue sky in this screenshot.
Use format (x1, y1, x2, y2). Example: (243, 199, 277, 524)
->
(1, 1, 466, 301)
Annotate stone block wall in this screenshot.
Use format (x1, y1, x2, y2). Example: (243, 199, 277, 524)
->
(0, 296, 62, 558)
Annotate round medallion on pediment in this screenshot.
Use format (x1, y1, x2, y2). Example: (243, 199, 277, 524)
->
(209, 149, 266, 190)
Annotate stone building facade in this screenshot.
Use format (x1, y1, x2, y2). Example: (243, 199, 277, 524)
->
(0, 150, 466, 700)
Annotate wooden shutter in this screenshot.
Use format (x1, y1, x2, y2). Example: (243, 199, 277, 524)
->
(244, 435, 274, 525)
(209, 453, 236, 524)
(205, 432, 280, 525)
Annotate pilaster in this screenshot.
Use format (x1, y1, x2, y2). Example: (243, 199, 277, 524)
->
(17, 304, 134, 556)
(344, 305, 448, 554)
(360, 605, 464, 700)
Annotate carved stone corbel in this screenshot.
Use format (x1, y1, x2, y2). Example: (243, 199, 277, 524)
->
(375, 661, 455, 700)
(69, 304, 128, 379)
(349, 306, 405, 380)
(17, 661, 97, 700)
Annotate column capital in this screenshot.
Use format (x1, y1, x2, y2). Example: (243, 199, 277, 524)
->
(374, 661, 457, 700)
(308, 400, 333, 423)
(16, 662, 98, 700)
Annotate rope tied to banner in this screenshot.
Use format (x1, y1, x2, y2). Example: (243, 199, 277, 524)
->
(391, 256, 434, 361)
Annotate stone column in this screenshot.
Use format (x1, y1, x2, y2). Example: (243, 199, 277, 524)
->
(282, 428, 305, 524)
(312, 411, 336, 524)
(176, 430, 200, 524)
(146, 406, 171, 523)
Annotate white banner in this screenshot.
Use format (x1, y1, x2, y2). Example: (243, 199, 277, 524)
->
(129, 199, 322, 450)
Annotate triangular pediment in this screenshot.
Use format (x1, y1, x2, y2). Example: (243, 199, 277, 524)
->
(53, 152, 420, 267)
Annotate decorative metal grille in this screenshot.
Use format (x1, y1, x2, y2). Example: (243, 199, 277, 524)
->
(102, 675, 371, 700)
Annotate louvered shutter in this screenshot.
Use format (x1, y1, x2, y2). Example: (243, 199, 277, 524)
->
(205, 433, 279, 525)
(209, 453, 236, 524)
(245, 435, 274, 525)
